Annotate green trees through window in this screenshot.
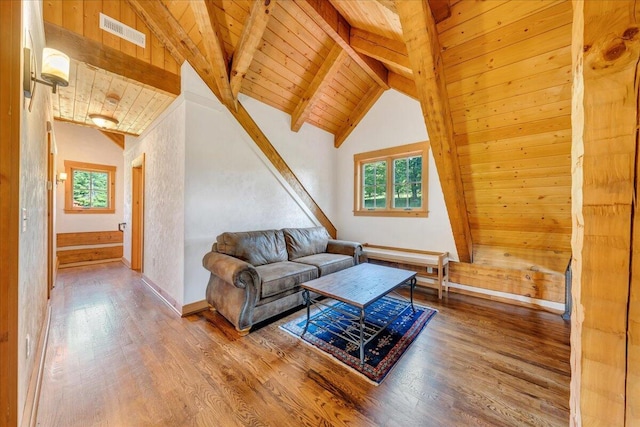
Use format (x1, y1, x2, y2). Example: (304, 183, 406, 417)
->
(393, 156, 422, 209)
(354, 142, 429, 218)
(64, 160, 116, 214)
(363, 161, 387, 208)
(72, 170, 109, 208)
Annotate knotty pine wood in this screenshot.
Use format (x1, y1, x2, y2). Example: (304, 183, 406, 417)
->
(330, 0, 403, 42)
(571, 1, 640, 424)
(57, 246, 124, 266)
(472, 245, 570, 276)
(0, 1, 21, 424)
(191, 0, 235, 110)
(57, 231, 123, 248)
(440, 1, 572, 262)
(397, 0, 472, 263)
(43, 0, 179, 70)
(449, 262, 564, 303)
(228, 0, 277, 99)
(37, 263, 570, 426)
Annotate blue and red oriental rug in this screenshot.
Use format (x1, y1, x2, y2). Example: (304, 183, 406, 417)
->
(280, 296, 437, 384)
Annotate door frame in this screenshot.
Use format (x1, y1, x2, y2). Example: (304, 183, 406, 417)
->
(131, 154, 145, 271)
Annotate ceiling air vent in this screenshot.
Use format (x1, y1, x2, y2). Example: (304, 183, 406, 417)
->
(99, 13, 146, 48)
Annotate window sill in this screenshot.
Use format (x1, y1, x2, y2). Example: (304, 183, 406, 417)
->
(64, 209, 115, 214)
(354, 210, 428, 218)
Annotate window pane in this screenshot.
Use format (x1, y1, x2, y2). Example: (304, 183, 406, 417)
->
(362, 161, 387, 209)
(91, 171, 108, 192)
(92, 190, 108, 208)
(73, 189, 90, 207)
(72, 169, 111, 209)
(393, 155, 422, 209)
(364, 163, 376, 186)
(73, 170, 90, 191)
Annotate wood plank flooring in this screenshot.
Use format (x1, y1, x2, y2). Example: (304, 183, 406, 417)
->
(36, 262, 570, 426)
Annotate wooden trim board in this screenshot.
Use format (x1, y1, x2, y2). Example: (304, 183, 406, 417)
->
(57, 231, 123, 247)
(181, 300, 211, 317)
(0, 1, 22, 424)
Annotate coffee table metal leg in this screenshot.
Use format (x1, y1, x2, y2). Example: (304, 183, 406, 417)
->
(302, 289, 310, 336)
(359, 308, 365, 367)
(410, 277, 416, 312)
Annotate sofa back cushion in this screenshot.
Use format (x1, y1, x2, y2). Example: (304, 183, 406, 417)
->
(283, 227, 330, 260)
(216, 230, 288, 266)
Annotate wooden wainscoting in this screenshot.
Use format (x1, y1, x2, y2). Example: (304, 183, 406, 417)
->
(57, 231, 123, 268)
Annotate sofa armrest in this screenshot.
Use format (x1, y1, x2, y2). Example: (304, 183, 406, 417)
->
(202, 251, 260, 289)
(327, 240, 363, 265)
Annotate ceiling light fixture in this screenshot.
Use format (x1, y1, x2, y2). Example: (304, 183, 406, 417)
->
(89, 114, 119, 129)
(23, 47, 70, 98)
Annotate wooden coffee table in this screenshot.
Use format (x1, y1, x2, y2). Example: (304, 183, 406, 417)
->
(300, 263, 417, 367)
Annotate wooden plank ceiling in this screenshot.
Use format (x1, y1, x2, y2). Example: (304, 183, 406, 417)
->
(43, 0, 572, 277)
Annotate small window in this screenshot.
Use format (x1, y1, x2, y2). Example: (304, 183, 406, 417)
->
(64, 160, 116, 214)
(354, 142, 429, 217)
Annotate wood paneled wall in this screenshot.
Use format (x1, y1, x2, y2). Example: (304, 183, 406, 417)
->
(437, 0, 572, 288)
(57, 231, 123, 268)
(43, 0, 180, 74)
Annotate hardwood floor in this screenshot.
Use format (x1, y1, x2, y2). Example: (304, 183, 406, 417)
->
(36, 262, 570, 426)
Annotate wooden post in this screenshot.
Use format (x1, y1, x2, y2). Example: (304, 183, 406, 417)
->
(571, 1, 640, 425)
(0, 1, 21, 425)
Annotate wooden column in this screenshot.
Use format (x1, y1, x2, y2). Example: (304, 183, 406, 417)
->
(0, 1, 21, 425)
(396, 0, 473, 262)
(571, 1, 640, 425)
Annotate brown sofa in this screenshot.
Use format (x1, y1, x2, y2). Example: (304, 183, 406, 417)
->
(202, 226, 362, 334)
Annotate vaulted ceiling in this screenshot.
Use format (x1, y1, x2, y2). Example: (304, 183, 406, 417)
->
(43, 0, 573, 279)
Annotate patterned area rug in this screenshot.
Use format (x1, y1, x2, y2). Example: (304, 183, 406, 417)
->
(280, 296, 437, 384)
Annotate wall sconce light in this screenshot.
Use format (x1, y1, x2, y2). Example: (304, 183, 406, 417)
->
(23, 47, 70, 98)
(89, 114, 119, 129)
(56, 172, 67, 184)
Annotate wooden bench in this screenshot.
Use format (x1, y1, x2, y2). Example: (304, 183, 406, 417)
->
(362, 244, 449, 299)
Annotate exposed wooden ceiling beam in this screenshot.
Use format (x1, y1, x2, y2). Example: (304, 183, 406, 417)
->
(100, 131, 125, 149)
(396, 0, 472, 262)
(126, 0, 338, 238)
(378, 0, 451, 23)
(388, 72, 417, 100)
(44, 22, 180, 96)
(233, 103, 337, 237)
(294, 0, 389, 89)
(428, 0, 452, 23)
(191, 0, 236, 110)
(350, 28, 412, 75)
(291, 43, 347, 132)
(229, 0, 276, 99)
(334, 85, 385, 148)
(376, 0, 397, 14)
(125, 1, 223, 101)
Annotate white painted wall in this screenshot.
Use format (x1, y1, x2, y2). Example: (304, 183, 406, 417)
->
(181, 65, 329, 305)
(240, 94, 337, 222)
(334, 89, 459, 260)
(18, 1, 51, 422)
(124, 99, 186, 305)
(54, 122, 125, 233)
(124, 63, 335, 307)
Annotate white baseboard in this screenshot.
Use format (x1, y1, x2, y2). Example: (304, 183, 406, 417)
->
(21, 302, 51, 427)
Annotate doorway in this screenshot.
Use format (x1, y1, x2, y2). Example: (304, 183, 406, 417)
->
(131, 154, 145, 271)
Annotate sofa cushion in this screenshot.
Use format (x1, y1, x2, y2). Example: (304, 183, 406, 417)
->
(282, 227, 330, 260)
(292, 253, 354, 277)
(216, 230, 287, 267)
(255, 261, 318, 299)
